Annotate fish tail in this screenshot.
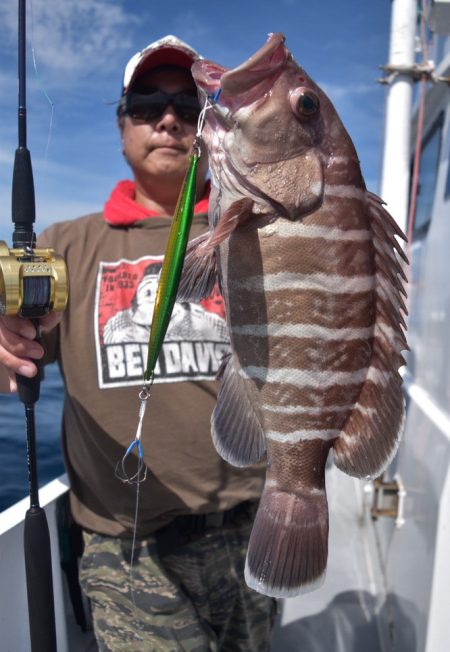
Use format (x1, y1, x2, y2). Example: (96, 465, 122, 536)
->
(245, 486, 328, 598)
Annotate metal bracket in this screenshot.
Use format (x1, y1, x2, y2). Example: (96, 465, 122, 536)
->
(370, 474, 406, 527)
(378, 60, 450, 85)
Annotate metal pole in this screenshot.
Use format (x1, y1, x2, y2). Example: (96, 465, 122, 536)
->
(379, 0, 417, 233)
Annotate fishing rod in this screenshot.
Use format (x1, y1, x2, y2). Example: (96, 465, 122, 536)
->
(0, 1, 68, 650)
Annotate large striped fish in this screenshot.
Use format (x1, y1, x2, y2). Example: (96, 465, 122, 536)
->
(180, 33, 408, 597)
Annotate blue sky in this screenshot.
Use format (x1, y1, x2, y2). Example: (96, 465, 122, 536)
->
(0, 0, 392, 242)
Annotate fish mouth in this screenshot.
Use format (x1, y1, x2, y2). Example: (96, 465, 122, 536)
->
(191, 60, 227, 97)
(192, 32, 287, 102)
(221, 32, 287, 96)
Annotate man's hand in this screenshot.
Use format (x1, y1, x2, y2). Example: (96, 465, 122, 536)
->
(0, 312, 62, 393)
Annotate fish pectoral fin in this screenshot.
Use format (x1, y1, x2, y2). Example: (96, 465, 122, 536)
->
(178, 233, 218, 302)
(212, 353, 266, 467)
(245, 487, 328, 598)
(178, 198, 253, 303)
(207, 197, 254, 247)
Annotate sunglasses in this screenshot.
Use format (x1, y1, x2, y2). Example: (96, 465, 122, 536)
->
(124, 91, 201, 125)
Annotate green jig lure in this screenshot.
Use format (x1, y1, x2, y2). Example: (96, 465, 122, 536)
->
(144, 139, 201, 382)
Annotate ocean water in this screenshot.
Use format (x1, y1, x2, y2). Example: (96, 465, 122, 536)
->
(0, 363, 65, 513)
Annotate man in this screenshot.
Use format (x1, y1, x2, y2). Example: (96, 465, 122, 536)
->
(0, 36, 275, 651)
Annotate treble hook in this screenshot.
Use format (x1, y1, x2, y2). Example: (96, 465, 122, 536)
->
(115, 385, 150, 484)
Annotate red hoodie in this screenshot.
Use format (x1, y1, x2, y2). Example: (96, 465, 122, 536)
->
(103, 179, 210, 226)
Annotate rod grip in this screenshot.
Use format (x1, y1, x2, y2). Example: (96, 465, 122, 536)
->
(16, 369, 41, 405)
(12, 146, 35, 232)
(24, 507, 57, 652)
(16, 320, 42, 405)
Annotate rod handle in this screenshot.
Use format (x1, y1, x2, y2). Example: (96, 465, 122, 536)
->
(12, 147, 36, 240)
(24, 506, 57, 652)
(16, 320, 42, 405)
(16, 369, 41, 405)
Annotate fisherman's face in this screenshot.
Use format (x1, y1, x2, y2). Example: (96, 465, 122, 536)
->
(120, 67, 208, 187)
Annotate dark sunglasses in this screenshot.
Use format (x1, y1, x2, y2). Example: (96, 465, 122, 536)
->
(124, 91, 201, 125)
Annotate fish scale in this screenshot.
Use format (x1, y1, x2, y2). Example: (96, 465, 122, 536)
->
(223, 204, 374, 421)
(180, 32, 407, 597)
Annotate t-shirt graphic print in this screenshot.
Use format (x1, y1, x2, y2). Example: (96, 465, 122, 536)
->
(95, 255, 229, 388)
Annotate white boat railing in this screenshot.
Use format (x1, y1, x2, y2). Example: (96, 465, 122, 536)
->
(0, 475, 95, 652)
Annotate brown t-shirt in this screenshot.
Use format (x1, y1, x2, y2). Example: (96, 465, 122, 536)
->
(38, 212, 265, 537)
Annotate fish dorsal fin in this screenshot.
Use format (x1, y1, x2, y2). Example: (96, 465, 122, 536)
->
(333, 192, 408, 478)
(212, 353, 266, 466)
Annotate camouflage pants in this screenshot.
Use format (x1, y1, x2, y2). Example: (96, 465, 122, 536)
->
(79, 521, 277, 651)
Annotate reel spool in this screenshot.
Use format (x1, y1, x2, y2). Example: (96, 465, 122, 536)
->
(0, 241, 68, 318)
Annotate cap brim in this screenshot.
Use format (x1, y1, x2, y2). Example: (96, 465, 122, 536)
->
(125, 47, 197, 94)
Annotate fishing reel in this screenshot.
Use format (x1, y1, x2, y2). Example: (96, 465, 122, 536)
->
(0, 241, 68, 318)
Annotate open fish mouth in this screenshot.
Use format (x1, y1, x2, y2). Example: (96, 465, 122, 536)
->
(192, 32, 288, 110)
(191, 61, 227, 97)
(221, 32, 287, 96)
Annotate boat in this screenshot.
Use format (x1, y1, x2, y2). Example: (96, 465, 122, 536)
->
(1, 1, 449, 649)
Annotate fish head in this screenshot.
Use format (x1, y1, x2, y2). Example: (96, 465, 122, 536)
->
(192, 33, 361, 219)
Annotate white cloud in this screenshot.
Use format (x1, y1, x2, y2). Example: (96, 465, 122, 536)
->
(0, 0, 138, 75)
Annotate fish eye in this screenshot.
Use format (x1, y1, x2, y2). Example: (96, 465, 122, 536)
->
(290, 87, 320, 118)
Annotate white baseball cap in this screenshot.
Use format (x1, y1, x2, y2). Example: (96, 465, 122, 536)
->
(120, 35, 202, 97)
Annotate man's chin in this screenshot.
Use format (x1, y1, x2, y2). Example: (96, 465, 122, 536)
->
(150, 163, 190, 182)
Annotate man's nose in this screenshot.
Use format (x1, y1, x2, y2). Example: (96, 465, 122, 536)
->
(155, 105, 181, 132)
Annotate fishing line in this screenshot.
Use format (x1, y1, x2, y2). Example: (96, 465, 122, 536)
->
(115, 91, 218, 610)
(196, 92, 219, 138)
(29, 0, 54, 162)
(115, 385, 150, 616)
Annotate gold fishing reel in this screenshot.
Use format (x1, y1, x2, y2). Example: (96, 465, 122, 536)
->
(0, 241, 68, 318)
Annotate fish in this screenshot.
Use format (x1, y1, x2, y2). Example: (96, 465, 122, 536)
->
(179, 32, 408, 598)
